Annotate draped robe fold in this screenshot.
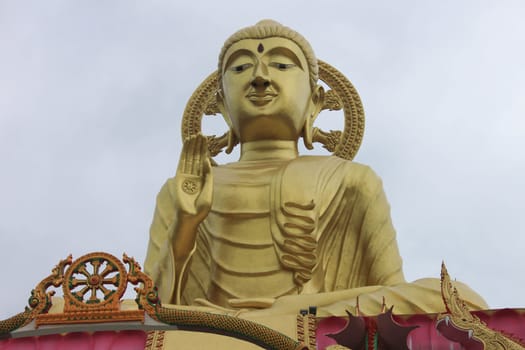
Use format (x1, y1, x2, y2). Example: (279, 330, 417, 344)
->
(144, 155, 407, 308)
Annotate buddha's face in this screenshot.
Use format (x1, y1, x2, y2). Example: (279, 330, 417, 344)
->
(219, 37, 317, 143)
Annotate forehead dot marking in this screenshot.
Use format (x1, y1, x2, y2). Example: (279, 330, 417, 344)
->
(257, 43, 264, 53)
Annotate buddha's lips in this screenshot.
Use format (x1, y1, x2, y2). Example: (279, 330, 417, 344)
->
(246, 92, 277, 105)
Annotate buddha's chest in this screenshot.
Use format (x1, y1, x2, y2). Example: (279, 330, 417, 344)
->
(205, 176, 273, 249)
(211, 163, 279, 213)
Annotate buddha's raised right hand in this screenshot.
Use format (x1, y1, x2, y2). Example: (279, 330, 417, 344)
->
(170, 133, 212, 263)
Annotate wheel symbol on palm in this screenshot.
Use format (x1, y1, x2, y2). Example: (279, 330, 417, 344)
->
(64, 252, 127, 307)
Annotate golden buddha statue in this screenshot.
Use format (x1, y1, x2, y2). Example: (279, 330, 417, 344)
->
(144, 20, 486, 318)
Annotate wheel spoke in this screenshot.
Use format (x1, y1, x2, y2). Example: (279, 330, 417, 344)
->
(77, 265, 90, 278)
(71, 278, 88, 287)
(102, 276, 118, 286)
(91, 259, 101, 275)
(99, 284, 112, 298)
(75, 285, 90, 299)
(89, 286, 98, 301)
(99, 263, 114, 278)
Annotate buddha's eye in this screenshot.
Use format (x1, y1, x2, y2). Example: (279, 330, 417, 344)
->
(230, 63, 253, 73)
(269, 62, 296, 71)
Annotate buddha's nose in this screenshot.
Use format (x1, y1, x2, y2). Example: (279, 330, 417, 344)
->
(250, 75, 270, 89)
(250, 62, 270, 89)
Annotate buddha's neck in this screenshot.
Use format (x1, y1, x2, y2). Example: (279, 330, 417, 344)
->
(239, 140, 299, 161)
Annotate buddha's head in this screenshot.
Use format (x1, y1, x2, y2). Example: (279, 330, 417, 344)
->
(217, 20, 324, 148)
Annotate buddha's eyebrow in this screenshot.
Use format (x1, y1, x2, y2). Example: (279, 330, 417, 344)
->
(223, 49, 254, 70)
(266, 47, 304, 70)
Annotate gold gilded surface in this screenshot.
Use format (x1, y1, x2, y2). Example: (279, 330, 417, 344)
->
(181, 59, 364, 160)
(144, 20, 487, 318)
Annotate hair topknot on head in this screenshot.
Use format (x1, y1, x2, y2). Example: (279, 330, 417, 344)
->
(218, 20, 319, 90)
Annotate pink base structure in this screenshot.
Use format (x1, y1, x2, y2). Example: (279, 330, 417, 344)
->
(0, 331, 147, 350)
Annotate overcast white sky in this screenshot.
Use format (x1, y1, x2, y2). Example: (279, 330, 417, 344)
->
(1, 1, 524, 319)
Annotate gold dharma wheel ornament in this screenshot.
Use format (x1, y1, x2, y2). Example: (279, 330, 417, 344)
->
(62, 252, 127, 309)
(181, 60, 365, 161)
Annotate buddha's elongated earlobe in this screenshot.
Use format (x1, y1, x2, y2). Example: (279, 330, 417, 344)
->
(303, 85, 324, 150)
(226, 128, 238, 154)
(216, 90, 239, 154)
(303, 115, 314, 150)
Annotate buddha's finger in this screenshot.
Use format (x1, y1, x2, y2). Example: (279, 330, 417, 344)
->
(200, 157, 213, 202)
(192, 134, 203, 176)
(202, 150, 211, 177)
(179, 137, 191, 174)
(184, 135, 198, 174)
(191, 135, 201, 175)
(198, 135, 210, 177)
(182, 142, 188, 174)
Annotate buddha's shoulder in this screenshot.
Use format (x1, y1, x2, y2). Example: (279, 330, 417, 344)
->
(212, 156, 382, 185)
(291, 156, 383, 191)
(294, 155, 378, 175)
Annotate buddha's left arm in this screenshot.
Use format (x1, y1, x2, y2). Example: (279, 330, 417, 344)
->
(317, 160, 405, 290)
(358, 167, 406, 286)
